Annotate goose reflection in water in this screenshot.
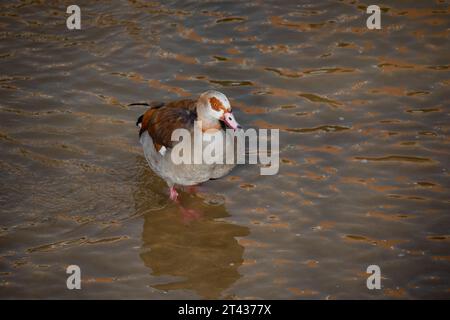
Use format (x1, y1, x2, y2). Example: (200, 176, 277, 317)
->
(133, 157, 250, 299)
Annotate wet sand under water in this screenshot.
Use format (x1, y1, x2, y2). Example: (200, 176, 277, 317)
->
(0, 0, 449, 299)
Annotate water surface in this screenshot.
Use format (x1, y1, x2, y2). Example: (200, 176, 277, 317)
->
(0, 0, 449, 299)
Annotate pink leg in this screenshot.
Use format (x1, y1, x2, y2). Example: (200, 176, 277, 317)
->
(184, 185, 198, 193)
(183, 184, 207, 194)
(169, 186, 178, 201)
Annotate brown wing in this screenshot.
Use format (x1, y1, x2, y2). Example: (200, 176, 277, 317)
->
(138, 99, 197, 151)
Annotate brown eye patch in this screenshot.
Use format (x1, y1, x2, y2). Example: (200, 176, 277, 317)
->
(209, 97, 228, 112)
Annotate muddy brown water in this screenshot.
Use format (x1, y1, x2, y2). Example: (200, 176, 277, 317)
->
(0, 0, 449, 299)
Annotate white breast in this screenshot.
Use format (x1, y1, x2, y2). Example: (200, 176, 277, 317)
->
(140, 131, 236, 186)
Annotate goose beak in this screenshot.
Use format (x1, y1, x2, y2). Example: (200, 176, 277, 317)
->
(223, 112, 241, 131)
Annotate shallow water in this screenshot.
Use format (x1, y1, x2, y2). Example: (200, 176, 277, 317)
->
(0, 0, 449, 299)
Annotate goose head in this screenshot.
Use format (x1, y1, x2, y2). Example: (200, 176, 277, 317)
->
(197, 90, 241, 131)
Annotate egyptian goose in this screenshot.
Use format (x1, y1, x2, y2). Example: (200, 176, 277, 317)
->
(133, 90, 241, 201)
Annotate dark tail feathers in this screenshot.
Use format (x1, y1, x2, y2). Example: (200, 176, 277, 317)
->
(136, 114, 144, 127)
(130, 101, 165, 128)
(129, 102, 150, 107)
